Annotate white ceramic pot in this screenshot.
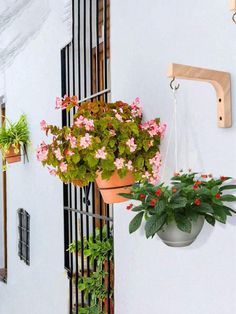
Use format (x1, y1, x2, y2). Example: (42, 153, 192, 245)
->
(157, 216, 205, 247)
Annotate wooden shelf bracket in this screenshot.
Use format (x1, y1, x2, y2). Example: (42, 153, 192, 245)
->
(167, 63, 232, 128)
(230, 0, 236, 11)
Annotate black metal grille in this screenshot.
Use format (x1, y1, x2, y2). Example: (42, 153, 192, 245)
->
(61, 1, 113, 313)
(18, 208, 30, 265)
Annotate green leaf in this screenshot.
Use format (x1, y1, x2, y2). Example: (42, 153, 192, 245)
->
(72, 154, 80, 164)
(175, 215, 192, 233)
(87, 155, 98, 167)
(119, 192, 136, 200)
(196, 203, 214, 214)
(211, 186, 219, 194)
(197, 187, 211, 196)
(220, 185, 236, 191)
(129, 212, 144, 234)
(170, 197, 187, 209)
(205, 215, 215, 226)
(212, 205, 227, 223)
(145, 214, 167, 238)
(132, 205, 144, 212)
(220, 195, 236, 202)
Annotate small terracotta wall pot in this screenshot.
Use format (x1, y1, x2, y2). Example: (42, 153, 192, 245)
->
(96, 171, 135, 204)
(5, 145, 21, 164)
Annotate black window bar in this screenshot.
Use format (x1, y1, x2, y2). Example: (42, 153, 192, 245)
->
(18, 208, 30, 266)
(61, 1, 113, 313)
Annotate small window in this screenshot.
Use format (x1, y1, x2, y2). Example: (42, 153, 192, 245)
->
(18, 209, 30, 265)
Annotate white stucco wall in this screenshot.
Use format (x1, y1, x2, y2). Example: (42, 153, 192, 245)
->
(111, 1, 236, 314)
(0, 1, 71, 314)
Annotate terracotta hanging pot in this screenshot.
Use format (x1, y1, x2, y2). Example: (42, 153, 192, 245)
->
(157, 216, 205, 247)
(96, 171, 135, 204)
(5, 145, 21, 164)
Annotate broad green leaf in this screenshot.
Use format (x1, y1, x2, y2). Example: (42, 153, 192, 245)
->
(220, 185, 236, 191)
(145, 214, 167, 238)
(132, 205, 144, 212)
(196, 203, 214, 214)
(129, 212, 144, 234)
(171, 197, 187, 209)
(72, 154, 80, 164)
(197, 187, 211, 196)
(221, 195, 236, 202)
(211, 186, 219, 194)
(212, 205, 227, 223)
(175, 214, 192, 233)
(205, 215, 215, 226)
(87, 155, 98, 167)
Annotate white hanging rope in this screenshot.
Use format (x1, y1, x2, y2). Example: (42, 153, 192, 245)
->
(160, 87, 179, 180)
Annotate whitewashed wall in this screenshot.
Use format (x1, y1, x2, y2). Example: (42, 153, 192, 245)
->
(111, 1, 236, 314)
(0, 1, 71, 313)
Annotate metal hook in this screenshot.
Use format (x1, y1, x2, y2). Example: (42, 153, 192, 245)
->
(170, 77, 180, 91)
(232, 12, 236, 24)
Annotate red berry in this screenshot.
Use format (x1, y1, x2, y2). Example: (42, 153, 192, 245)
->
(195, 181, 202, 185)
(194, 198, 201, 206)
(220, 176, 226, 181)
(149, 199, 157, 207)
(155, 188, 162, 197)
(201, 174, 208, 178)
(126, 204, 133, 210)
(215, 193, 221, 200)
(172, 187, 177, 193)
(139, 193, 145, 200)
(193, 185, 199, 190)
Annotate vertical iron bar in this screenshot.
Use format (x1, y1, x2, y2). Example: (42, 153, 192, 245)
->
(96, 0, 100, 94)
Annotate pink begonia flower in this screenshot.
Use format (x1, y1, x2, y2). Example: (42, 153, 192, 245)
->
(66, 134, 77, 148)
(126, 160, 133, 171)
(142, 171, 151, 180)
(55, 97, 63, 109)
(36, 141, 48, 162)
(65, 149, 74, 156)
(47, 167, 57, 176)
(83, 118, 94, 131)
(60, 162, 68, 173)
(149, 152, 162, 182)
(40, 120, 47, 131)
(115, 113, 123, 122)
(95, 147, 107, 159)
(149, 175, 160, 185)
(114, 158, 125, 169)
(54, 148, 63, 161)
(131, 97, 142, 118)
(80, 133, 92, 149)
(140, 120, 167, 138)
(74, 115, 85, 128)
(126, 138, 137, 153)
(109, 129, 116, 136)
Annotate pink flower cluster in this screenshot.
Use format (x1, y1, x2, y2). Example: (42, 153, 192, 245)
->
(131, 97, 142, 118)
(55, 95, 78, 110)
(36, 142, 49, 162)
(149, 151, 161, 184)
(66, 134, 77, 148)
(80, 133, 92, 149)
(40, 120, 47, 131)
(74, 115, 94, 131)
(140, 120, 167, 138)
(95, 147, 107, 159)
(114, 158, 133, 170)
(126, 138, 137, 153)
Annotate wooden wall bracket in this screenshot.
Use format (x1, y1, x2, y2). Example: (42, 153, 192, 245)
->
(230, 0, 236, 11)
(167, 63, 232, 128)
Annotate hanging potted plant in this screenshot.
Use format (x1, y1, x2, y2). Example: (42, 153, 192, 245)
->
(37, 96, 166, 203)
(0, 114, 30, 164)
(121, 171, 236, 247)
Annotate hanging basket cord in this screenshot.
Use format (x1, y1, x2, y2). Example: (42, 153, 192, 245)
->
(161, 88, 179, 180)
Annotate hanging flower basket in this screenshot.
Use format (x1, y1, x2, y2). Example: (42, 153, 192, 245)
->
(37, 96, 166, 204)
(96, 170, 135, 204)
(157, 216, 204, 247)
(5, 144, 21, 164)
(121, 171, 236, 247)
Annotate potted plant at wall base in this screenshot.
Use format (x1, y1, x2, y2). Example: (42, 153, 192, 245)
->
(37, 96, 166, 203)
(68, 226, 114, 314)
(121, 171, 236, 247)
(0, 114, 30, 164)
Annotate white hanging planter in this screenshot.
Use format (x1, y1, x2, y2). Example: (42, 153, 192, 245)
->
(157, 216, 205, 247)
